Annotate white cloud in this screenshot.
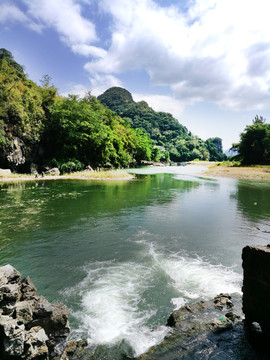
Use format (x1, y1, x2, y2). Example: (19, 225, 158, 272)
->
(89, 73, 123, 96)
(61, 84, 89, 98)
(133, 93, 185, 118)
(71, 44, 107, 57)
(21, 0, 105, 57)
(84, 0, 270, 111)
(24, 0, 96, 42)
(0, 4, 28, 23)
(0, 3, 43, 32)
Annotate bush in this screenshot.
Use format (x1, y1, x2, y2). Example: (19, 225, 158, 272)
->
(60, 159, 84, 174)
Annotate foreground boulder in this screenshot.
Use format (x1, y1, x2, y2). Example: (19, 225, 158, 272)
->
(0, 265, 86, 360)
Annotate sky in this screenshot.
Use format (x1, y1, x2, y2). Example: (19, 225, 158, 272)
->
(1, 0, 270, 150)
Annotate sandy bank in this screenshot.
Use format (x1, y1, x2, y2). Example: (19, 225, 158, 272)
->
(202, 163, 270, 181)
(0, 171, 134, 183)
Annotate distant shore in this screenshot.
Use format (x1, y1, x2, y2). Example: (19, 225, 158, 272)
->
(200, 162, 270, 181)
(1, 163, 270, 182)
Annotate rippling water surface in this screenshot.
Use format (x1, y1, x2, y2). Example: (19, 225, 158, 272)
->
(0, 166, 269, 357)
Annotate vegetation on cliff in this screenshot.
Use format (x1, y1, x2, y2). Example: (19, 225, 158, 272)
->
(98, 87, 227, 162)
(0, 50, 228, 173)
(0, 49, 156, 172)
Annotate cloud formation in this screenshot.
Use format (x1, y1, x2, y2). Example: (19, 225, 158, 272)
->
(23, 0, 100, 56)
(1, 0, 103, 57)
(2, 0, 270, 114)
(84, 0, 270, 111)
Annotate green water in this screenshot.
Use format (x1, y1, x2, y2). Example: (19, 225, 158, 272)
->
(0, 167, 269, 357)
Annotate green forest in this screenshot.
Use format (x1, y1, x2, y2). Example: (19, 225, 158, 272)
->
(0, 49, 227, 173)
(231, 115, 270, 165)
(98, 87, 226, 163)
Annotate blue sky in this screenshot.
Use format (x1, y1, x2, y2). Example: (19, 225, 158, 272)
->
(1, 0, 270, 150)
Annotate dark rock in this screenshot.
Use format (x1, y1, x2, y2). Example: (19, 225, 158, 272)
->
(242, 245, 270, 336)
(21, 276, 37, 300)
(63, 338, 88, 360)
(24, 326, 49, 359)
(0, 264, 74, 360)
(0, 316, 25, 358)
(140, 294, 247, 359)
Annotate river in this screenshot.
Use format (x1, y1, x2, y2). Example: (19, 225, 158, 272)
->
(0, 165, 269, 358)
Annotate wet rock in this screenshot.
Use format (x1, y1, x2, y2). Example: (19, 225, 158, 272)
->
(140, 294, 249, 360)
(213, 293, 234, 310)
(63, 339, 88, 360)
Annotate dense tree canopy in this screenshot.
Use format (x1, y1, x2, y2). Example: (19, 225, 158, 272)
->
(98, 87, 226, 162)
(0, 50, 156, 171)
(206, 138, 227, 161)
(43, 94, 154, 168)
(1, 50, 227, 172)
(235, 116, 270, 164)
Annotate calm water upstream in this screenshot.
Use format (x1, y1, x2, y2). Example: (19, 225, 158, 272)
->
(0, 166, 270, 358)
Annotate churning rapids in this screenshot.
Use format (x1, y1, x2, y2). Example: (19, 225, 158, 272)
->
(0, 165, 270, 358)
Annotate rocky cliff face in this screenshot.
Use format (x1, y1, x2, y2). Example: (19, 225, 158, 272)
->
(0, 264, 86, 360)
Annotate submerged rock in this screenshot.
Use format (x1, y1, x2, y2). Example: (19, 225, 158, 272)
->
(0, 264, 81, 360)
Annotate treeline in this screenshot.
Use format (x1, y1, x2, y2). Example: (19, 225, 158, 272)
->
(0, 49, 227, 173)
(232, 115, 270, 165)
(98, 87, 227, 162)
(0, 49, 156, 172)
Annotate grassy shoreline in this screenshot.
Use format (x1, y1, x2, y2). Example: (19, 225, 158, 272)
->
(0, 169, 134, 182)
(1, 163, 270, 182)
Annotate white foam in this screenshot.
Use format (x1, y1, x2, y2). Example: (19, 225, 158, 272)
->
(148, 248, 242, 307)
(65, 242, 242, 357)
(70, 261, 170, 356)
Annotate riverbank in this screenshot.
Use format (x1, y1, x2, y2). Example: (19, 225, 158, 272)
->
(203, 163, 270, 181)
(185, 161, 270, 181)
(1, 163, 270, 182)
(0, 169, 134, 182)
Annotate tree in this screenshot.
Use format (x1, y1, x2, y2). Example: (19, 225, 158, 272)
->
(206, 137, 226, 161)
(238, 116, 270, 164)
(43, 95, 153, 168)
(0, 48, 24, 73)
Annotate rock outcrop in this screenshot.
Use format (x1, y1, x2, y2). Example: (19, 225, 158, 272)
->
(0, 264, 86, 360)
(45, 168, 60, 176)
(139, 293, 264, 359)
(242, 244, 270, 335)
